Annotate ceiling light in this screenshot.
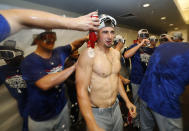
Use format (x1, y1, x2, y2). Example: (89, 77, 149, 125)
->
(142, 3, 150, 8)
(174, 27, 179, 30)
(161, 17, 166, 20)
(169, 24, 174, 26)
(174, 0, 189, 24)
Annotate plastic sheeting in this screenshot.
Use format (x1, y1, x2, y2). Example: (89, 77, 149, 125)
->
(0, 84, 22, 131)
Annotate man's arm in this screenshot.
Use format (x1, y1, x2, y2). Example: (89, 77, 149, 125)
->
(118, 76, 137, 118)
(124, 39, 148, 58)
(119, 75, 130, 85)
(165, 35, 174, 42)
(70, 35, 89, 51)
(0, 9, 99, 36)
(35, 64, 76, 91)
(76, 49, 104, 131)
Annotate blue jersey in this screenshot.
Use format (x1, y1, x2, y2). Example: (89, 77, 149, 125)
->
(128, 44, 155, 84)
(21, 45, 71, 121)
(138, 42, 189, 118)
(0, 64, 27, 118)
(0, 15, 10, 42)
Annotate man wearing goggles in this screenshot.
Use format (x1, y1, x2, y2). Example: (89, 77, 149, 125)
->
(124, 29, 156, 128)
(172, 32, 184, 42)
(21, 30, 89, 131)
(76, 14, 136, 131)
(159, 34, 173, 44)
(138, 29, 149, 39)
(149, 35, 158, 48)
(0, 40, 28, 131)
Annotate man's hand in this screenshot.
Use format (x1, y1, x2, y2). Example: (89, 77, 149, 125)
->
(74, 11, 100, 31)
(122, 78, 130, 85)
(139, 38, 150, 47)
(126, 102, 137, 118)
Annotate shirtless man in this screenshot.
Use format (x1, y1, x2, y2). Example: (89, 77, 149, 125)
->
(76, 14, 136, 131)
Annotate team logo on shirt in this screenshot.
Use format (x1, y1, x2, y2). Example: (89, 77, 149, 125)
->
(140, 53, 151, 65)
(46, 65, 63, 90)
(46, 65, 63, 74)
(5, 75, 26, 89)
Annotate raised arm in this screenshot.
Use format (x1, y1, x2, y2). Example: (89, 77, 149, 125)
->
(165, 35, 174, 42)
(0, 9, 99, 35)
(118, 76, 137, 118)
(70, 35, 89, 51)
(124, 39, 148, 58)
(35, 64, 76, 91)
(76, 49, 103, 131)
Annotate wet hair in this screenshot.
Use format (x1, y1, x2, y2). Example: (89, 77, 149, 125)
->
(31, 31, 56, 45)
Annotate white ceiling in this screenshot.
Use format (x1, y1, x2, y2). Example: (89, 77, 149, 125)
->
(174, 0, 189, 25)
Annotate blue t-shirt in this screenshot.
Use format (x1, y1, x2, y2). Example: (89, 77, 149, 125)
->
(0, 64, 27, 118)
(138, 42, 189, 118)
(21, 45, 72, 121)
(128, 44, 155, 84)
(0, 15, 10, 42)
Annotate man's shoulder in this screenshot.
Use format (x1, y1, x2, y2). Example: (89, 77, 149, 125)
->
(130, 43, 137, 48)
(22, 53, 41, 67)
(54, 45, 72, 51)
(80, 48, 93, 58)
(0, 64, 7, 70)
(111, 48, 120, 57)
(78, 48, 94, 65)
(111, 47, 119, 53)
(54, 45, 72, 57)
(23, 53, 36, 61)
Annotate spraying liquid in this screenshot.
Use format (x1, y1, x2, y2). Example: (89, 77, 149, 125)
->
(87, 14, 98, 58)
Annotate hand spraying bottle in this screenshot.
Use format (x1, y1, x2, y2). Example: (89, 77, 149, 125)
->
(87, 14, 98, 58)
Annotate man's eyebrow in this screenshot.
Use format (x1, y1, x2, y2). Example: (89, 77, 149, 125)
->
(102, 30, 108, 33)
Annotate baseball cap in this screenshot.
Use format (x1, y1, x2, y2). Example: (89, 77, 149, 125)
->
(138, 29, 149, 38)
(172, 32, 183, 41)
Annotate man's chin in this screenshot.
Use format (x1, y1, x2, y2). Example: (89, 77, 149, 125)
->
(105, 43, 113, 48)
(45, 48, 54, 52)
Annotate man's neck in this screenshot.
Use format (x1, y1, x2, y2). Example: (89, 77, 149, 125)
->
(35, 47, 52, 59)
(96, 43, 110, 53)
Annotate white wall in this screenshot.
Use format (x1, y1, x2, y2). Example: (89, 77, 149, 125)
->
(168, 28, 188, 42)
